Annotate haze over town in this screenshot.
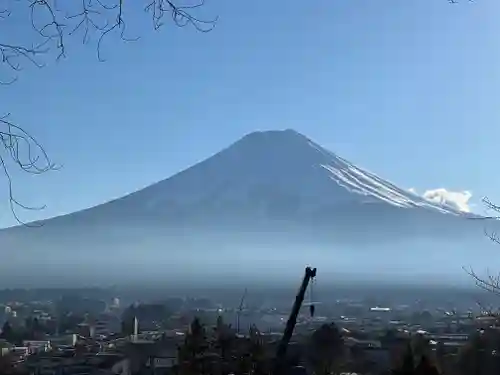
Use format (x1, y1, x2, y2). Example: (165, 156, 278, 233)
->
(0, 0, 498, 289)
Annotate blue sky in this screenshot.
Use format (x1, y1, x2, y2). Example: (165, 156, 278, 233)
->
(0, 0, 499, 227)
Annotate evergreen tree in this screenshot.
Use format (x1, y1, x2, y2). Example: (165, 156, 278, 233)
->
(213, 315, 234, 361)
(0, 321, 13, 342)
(308, 323, 345, 375)
(177, 317, 209, 375)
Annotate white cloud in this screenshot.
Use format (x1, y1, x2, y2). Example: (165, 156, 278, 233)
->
(408, 187, 472, 213)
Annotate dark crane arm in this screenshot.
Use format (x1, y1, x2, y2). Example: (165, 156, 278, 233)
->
(273, 266, 317, 375)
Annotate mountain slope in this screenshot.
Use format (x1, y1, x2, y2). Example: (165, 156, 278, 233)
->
(0, 129, 485, 241)
(112, 129, 468, 215)
(0, 129, 493, 287)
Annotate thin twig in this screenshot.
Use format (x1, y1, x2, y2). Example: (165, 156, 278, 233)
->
(464, 266, 500, 296)
(0, 114, 58, 225)
(463, 196, 500, 294)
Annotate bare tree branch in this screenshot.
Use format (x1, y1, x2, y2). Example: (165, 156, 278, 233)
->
(464, 195, 500, 296)
(482, 196, 500, 218)
(463, 266, 500, 297)
(473, 298, 499, 317)
(0, 0, 216, 225)
(0, 113, 58, 226)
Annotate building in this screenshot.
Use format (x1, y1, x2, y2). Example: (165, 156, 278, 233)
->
(94, 313, 122, 338)
(0, 339, 13, 356)
(50, 334, 77, 348)
(22, 340, 51, 354)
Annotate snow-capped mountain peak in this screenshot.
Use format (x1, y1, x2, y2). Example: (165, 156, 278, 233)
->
(115, 129, 470, 219)
(0, 131, 488, 289)
(230, 130, 467, 215)
(305, 139, 464, 215)
(10, 129, 476, 233)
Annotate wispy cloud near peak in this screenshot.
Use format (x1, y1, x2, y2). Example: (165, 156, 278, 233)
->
(408, 187, 472, 213)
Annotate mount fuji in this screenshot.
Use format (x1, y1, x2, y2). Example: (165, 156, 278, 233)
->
(0, 129, 494, 287)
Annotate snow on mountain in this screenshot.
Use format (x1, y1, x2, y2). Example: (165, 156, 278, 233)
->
(306, 137, 465, 215)
(95, 128, 473, 220)
(0, 129, 483, 236)
(0, 129, 491, 287)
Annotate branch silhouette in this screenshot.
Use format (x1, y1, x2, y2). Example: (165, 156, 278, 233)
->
(0, 0, 216, 224)
(464, 197, 500, 295)
(0, 114, 58, 226)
